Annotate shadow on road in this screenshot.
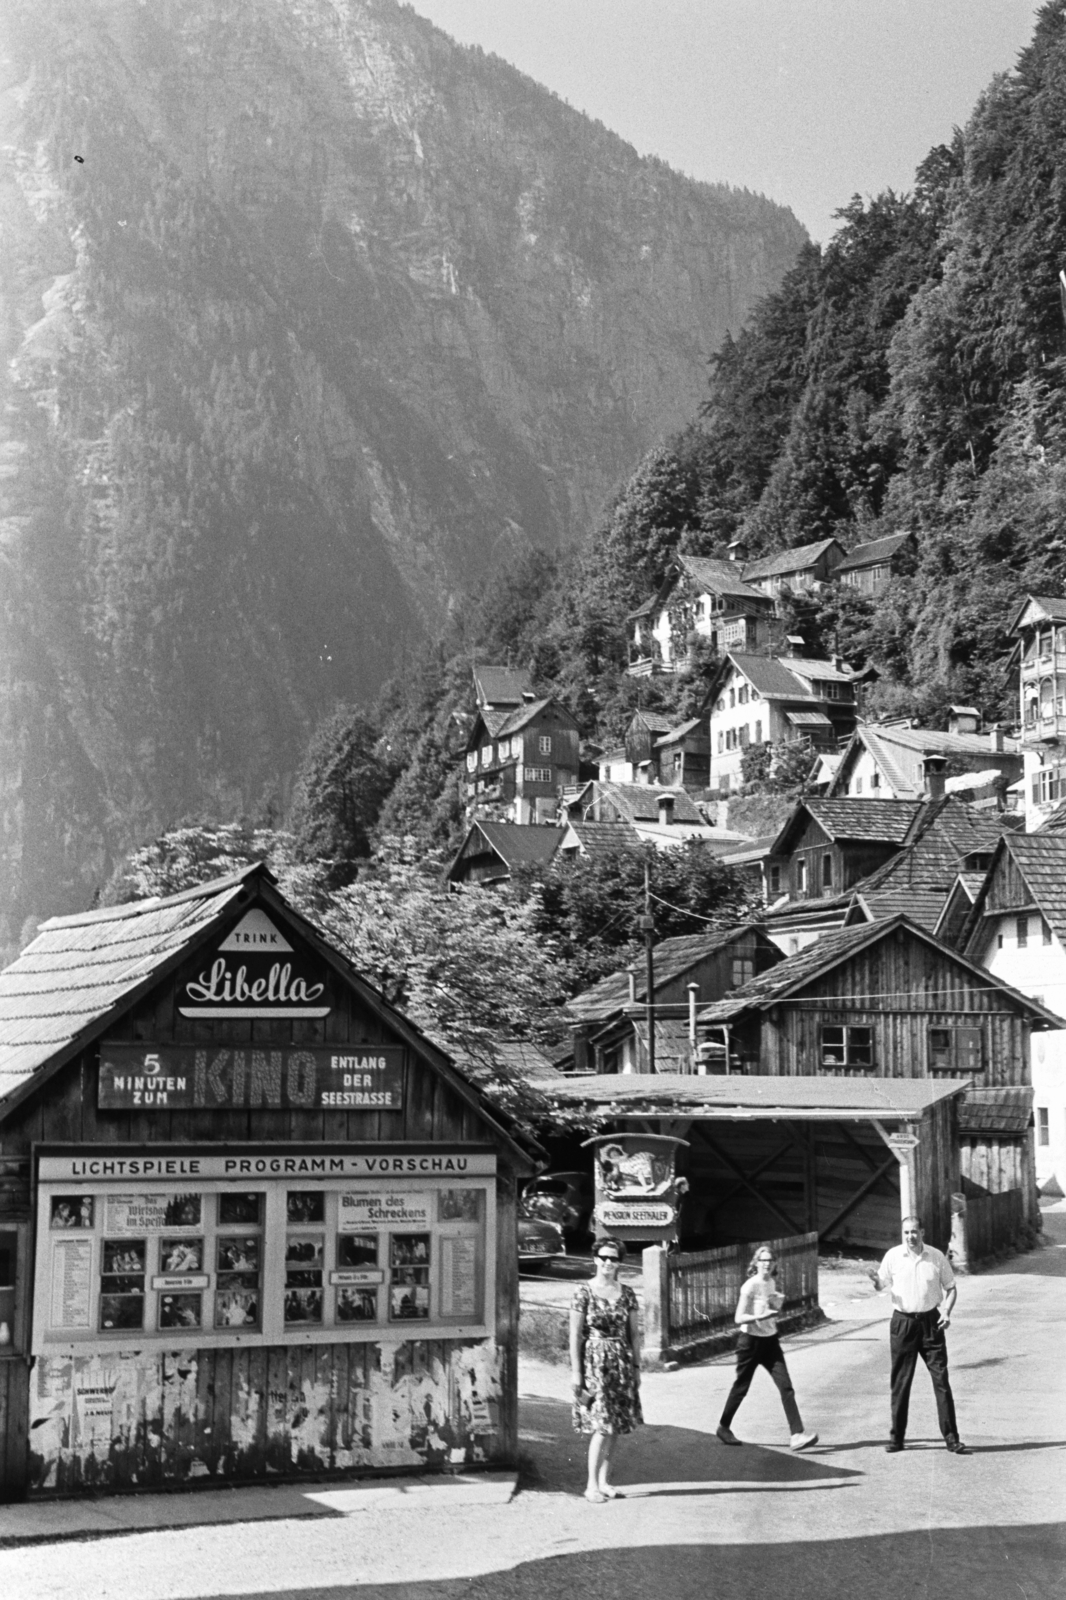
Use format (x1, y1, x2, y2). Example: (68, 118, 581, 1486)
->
(517, 1394, 862, 1495)
(192, 1523, 1066, 1600)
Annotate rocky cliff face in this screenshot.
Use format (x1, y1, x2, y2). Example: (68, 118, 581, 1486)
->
(0, 0, 806, 933)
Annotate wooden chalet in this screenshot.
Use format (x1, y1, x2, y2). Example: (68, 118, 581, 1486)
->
(626, 556, 776, 677)
(835, 531, 914, 596)
(624, 709, 675, 778)
(463, 694, 580, 825)
(705, 651, 858, 795)
(764, 799, 922, 907)
(562, 926, 783, 1076)
(655, 717, 711, 791)
(445, 820, 562, 887)
(740, 538, 845, 599)
(0, 866, 533, 1501)
(695, 915, 1060, 1239)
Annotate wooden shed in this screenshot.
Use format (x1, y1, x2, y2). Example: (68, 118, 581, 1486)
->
(696, 916, 1060, 1231)
(0, 865, 532, 1501)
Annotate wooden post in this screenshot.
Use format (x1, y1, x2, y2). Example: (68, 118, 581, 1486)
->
(641, 1244, 670, 1367)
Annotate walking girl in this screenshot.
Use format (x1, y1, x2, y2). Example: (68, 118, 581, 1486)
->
(716, 1243, 818, 1450)
(569, 1238, 643, 1501)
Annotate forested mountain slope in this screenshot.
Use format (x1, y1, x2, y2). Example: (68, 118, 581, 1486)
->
(362, 3, 1066, 846)
(0, 0, 805, 937)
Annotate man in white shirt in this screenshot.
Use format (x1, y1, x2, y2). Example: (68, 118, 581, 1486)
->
(875, 1215, 969, 1455)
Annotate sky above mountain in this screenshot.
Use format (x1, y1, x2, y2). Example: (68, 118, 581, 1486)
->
(411, 0, 1038, 243)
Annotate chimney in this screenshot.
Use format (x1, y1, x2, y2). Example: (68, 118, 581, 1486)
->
(785, 634, 805, 657)
(727, 539, 748, 564)
(521, 690, 537, 703)
(688, 983, 699, 1050)
(571, 1024, 592, 1075)
(922, 754, 948, 801)
(657, 792, 676, 827)
(988, 724, 1005, 753)
(948, 705, 980, 736)
(627, 967, 637, 1004)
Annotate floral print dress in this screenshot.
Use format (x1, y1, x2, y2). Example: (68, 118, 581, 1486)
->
(571, 1282, 643, 1435)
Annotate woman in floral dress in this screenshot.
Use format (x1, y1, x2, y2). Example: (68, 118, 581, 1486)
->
(569, 1238, 643, 1502)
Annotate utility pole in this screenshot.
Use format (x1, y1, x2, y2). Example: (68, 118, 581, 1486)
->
(639, 862, 656, 1075)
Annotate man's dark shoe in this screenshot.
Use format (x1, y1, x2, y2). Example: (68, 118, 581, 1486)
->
(884, 1440, 904, 1453)
(945, 1438, 971, 1455)
(716, 1424, 742, 1446)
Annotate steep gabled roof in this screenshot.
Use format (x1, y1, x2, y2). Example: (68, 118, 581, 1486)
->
(446, 820, 563, 883)
(1008, 594, 1066, 634)
(0, 866, 534, 1165)
(722, 654, 814, 700)
(834, 800, 1012, 931)
(741, 538, 843, 582)
(655, 716, 707, 747)
(568, 926, 767, 1024)
(569, 781, 706, 826)
(677, 556, 768, 604)
(697, 914, 1066, 1028)
(966, 831, 1066, 951)
(771, 799, 922, 855)
(472, 664, 532, 707)
(630, 710, 674, 734)
(828, 723, 1021, 801)
(495, 695, 576, 737)
(835, 532, 913, 573)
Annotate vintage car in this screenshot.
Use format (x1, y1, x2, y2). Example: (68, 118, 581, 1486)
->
(520, 1170, 595, 1240)
(517, 1197, 565, 1270)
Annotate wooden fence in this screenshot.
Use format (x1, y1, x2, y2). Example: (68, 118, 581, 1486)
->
(642, 1231, 820, 1365)
(949, 1188, 1026, 1271)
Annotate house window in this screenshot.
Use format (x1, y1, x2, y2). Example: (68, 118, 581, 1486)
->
(927, 1026, 984, 1075)
(1043, 918, 1053, 946)
(466, 753, 477, 773)
(739, 725, 750, 748)
(538, 736, 552, 755)
(754, 720, 762, 743)
(855, 776, 863, 795)
(732, 957, 755, 986)
(820, 1025, 874, 1073)
(796, 858, 807, 894)
(1017, 915, 1029, 948)
(480, 746, 493, 767)
(0, 1229, 16, 1351)
(729, 689, 736, 708)
(768, 865, 781, 895)
(1037, 1107, 1050, 1147)
(523, 767, 552, 783)
(716, 699, 725, 712)
(738, 685, 749, 704)
(1040, 631, 1053, 660)
(717, 733, 724, 753)
(750, 690, 760, 702)
(871, 771, 880, 789)
(822, 854, 833, 890)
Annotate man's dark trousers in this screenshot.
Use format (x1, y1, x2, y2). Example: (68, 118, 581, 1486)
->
(889, 1308, 958, 1443)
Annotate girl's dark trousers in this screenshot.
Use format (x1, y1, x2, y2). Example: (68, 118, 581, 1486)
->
(720, 1333, 802, 1433)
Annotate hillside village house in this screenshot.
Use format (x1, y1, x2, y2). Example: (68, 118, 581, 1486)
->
(828, 717, 1022, 802)
(834, 531, 915, 596)
(739, 537, 845, 599)
(956, 831, 1066, 1198)
(695, 916, 1059, 1243)
(1010, 594, 1066, 829)
(563, 780, 717, 849)
(463, 694, 580, 824)
(0, 866, 532, 1501)
(705, 651, 859, 794)
(626, 556, 776, 676)
(445, 819, 562, 887)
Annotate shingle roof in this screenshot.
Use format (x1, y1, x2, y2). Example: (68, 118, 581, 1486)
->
(957, 1086, 1033, 1136)
(726, 654, 812, 700)
(472, 665, 532, 707)
(573, 781, 706, 825)
(1036, 798, 1066, 834)
(799, 799, 922, 846)
(787, 658, 857, 686)
(835, 532, 912, 573)
(986, 832, 1066, 947)
(843, 801, 1014, 931)
(741, 539, 841, 582)
(786, 710, 833, 727)
(678, 556, 767, 603)
(451, 821, 563, 878)
(545, 1073, 969, 1120)
(0, 870, 254, 1100)
(563, 821, 641, 857)
(1010, 594, 1066, 631)
(495, 696, 556, 736)
(631, 1017, 693, 1071)
(567, 927, 757, 1024)
(630, 711, 674, 734)
(698, 914, 1066, 1028)
(655, 717, 706, 747)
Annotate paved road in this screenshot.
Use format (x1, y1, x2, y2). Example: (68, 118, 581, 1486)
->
(2, 1220, 1063, 1600)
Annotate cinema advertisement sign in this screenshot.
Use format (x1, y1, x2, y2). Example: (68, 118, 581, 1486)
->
(98, 1044, 406, 1111)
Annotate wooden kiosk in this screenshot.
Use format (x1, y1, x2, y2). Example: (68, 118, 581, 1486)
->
(0, 865, 532, 1499)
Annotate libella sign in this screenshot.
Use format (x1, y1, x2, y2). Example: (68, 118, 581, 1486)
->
(178, 910, 331, 1019)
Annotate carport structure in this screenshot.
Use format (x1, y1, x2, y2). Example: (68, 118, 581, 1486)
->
(544, 1074, 970, 1252)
